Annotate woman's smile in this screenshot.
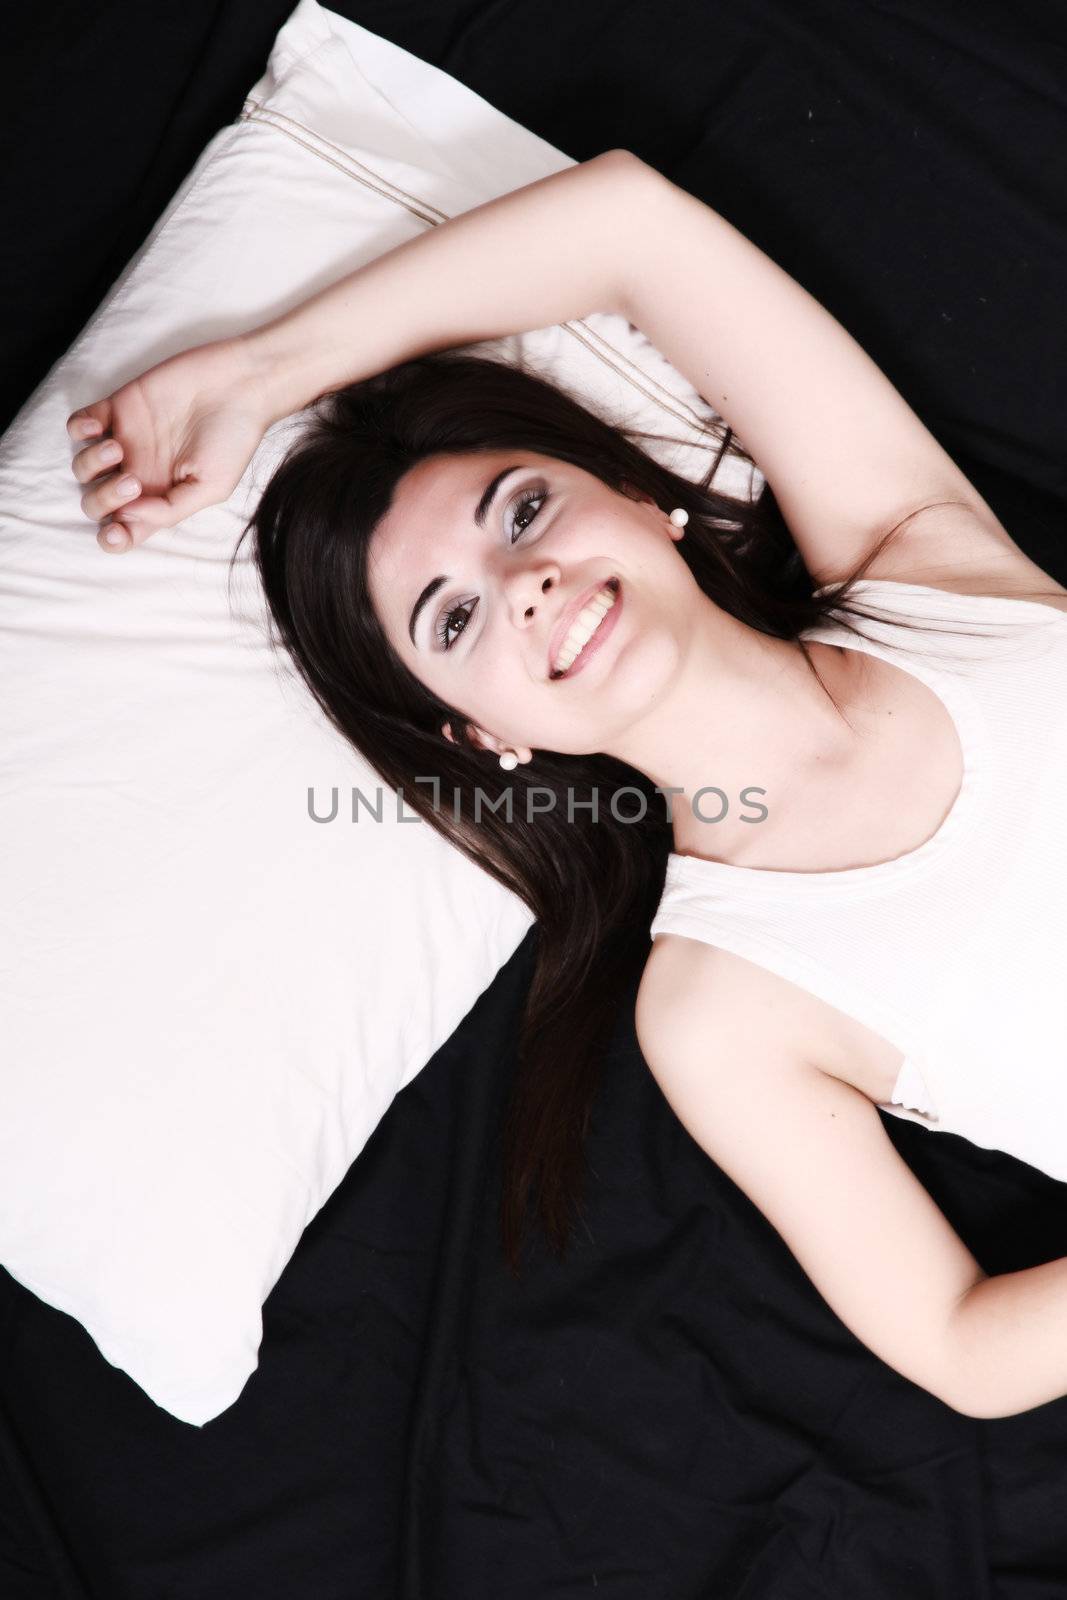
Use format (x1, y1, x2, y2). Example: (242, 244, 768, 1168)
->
(549, 576, 623, 680)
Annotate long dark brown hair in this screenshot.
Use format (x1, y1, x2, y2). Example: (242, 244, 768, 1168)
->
(231, 350, 1052, 1274)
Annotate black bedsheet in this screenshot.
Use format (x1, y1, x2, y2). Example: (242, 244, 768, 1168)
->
(4, 4, 1067, 1595)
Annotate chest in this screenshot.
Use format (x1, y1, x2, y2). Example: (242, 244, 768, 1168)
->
(718, 653, 964, 881)
(683, 576, 1067, 1105)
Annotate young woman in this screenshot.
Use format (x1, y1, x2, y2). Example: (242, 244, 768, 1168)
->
(66, 150, 1067, 1421)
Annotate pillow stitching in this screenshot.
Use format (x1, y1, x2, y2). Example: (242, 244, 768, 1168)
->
(552, 321, 726, 441)
(557, 317, 722, 434)
(238, 104, 445, 227)
(241, 96, 451, 224)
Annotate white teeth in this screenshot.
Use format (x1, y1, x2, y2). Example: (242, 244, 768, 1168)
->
(554, 585, 617, 673)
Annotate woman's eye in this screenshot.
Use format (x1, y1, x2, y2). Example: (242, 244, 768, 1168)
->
(508, 486, 547, 543)
(435, 487, 548, 650)
(437, 599, 477, 652)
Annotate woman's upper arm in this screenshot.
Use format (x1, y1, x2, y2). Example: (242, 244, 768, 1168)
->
(635, 959, 987, 1413)
(617, 154, 1012, 587)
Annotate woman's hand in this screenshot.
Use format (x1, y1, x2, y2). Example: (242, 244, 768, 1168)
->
(66, 336, 275, 553)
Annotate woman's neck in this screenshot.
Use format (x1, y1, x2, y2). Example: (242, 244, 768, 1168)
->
(608, 607, 875, 859)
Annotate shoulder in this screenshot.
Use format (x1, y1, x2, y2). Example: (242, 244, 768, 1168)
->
(636, 933, 821, 1078)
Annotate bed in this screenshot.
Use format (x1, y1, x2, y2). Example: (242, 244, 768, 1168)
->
(4, 3, 1067, 1596)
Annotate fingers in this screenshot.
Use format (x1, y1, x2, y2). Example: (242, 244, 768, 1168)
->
(68, 402, 138, 539)
(79, 470, 142, 524)
(98, 519, 134, 553)
(71, 435, 125, 485)
(95, 479, 211, 555)
(66, 400, 112, 441)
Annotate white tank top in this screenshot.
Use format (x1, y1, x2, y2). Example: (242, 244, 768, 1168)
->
(649, 578, 1067, 1174)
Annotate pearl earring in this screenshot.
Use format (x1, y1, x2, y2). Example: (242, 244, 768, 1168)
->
(499, 750, 519, 771)
(669, 507, 689, 528)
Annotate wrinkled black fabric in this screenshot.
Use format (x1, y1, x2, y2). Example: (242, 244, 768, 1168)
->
(4, 3, 1067, 1596)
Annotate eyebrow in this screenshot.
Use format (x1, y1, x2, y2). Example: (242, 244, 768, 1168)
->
(407, 464, 524, 647)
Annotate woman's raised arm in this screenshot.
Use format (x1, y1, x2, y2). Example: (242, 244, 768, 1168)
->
(247, 144, 1012, 586)
(71, 146, 1008, 573)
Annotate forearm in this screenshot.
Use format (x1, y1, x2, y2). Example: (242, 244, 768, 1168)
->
(245, 149, 647, 423)
(949, 1257, 1067, 1418)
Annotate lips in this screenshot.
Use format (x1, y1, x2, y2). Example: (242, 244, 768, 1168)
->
(547, 578, 620, 677)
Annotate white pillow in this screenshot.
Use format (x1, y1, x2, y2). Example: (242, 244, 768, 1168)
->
(0, 0, 759, 1426)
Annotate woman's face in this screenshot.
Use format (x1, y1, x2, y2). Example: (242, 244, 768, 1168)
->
(366, 449, 696, 759)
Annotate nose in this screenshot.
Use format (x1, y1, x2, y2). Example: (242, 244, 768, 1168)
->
(505, 559, 560, 626)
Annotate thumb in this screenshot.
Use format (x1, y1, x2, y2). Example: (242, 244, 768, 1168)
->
(97, 477, 219, 553)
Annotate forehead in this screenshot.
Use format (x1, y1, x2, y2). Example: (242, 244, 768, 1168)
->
(375, 448, 521, 554)
(368, 448, 550, 610)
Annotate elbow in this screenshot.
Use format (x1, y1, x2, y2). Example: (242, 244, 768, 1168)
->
(940, 1371, 1046, 1420)
(933, 1364, 1020, 1422)
(934, 1274, 999, 1418)
(593, 148, 655, 185)
(937, 1384, 1002, 1421)
(943, 1390, 1026, 1422)
(597, 146, 641, 168)
(914, 1358, 983, 1417)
